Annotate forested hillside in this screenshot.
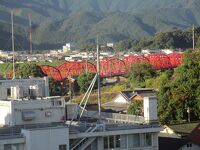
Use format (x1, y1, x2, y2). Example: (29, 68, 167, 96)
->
(0, 0, 200, 50)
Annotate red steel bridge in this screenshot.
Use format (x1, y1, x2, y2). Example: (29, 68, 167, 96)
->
(39, 53, 183, 81)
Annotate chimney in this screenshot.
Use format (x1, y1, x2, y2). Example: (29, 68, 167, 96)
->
(143, 96, 158, 124)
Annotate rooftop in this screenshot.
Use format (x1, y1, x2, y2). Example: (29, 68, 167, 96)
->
(132, 88, 157, 99)
(0, 122, 162, 140)
(168, 122, 200, 136)
(188, 124, 200, 145)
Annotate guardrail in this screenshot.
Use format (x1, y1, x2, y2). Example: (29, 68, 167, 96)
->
(0, 133, 22, 140)
(83, 111, 145, 124)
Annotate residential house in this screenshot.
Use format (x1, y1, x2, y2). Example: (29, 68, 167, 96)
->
(102, 88, 157, 112)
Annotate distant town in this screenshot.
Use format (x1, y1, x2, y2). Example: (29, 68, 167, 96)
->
(0, 42, 182, 63)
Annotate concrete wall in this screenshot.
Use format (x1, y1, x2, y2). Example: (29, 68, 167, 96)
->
(0, 77, 49, 100)
(66, 103, 78, 120)
(143, 96, 157, 123)
(22, 127, 69, 150)
(10, 99, 65, 126)
(0, 98, 65, 126)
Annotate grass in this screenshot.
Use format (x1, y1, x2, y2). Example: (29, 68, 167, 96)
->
(0, 61, 64, 76)
(73, 91, 118, 105)
(73, 83, 130, 105)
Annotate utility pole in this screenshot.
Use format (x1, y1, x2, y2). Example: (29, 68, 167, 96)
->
(97, 36, 101, 123)
(187, 107, 190, 122)
(11, 10, 15, 79)
(28, 13, 32, 54)
(193, 25, 195, 50)
(85, 51, 88, 74)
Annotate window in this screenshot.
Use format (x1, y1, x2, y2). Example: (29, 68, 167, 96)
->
(128, 134, 140, 148)
(144, 133, 152, 146)
(59, 144, 67, 150)
(45, 111, 52, 117)
(104, 135, 125, 149)
(187, 143, 192, 148)
(52, 100, 62, 106)
(104, 137, 108, 149)
(22, 111, 36, 121)
(109, 136, 114, 148)
(115, 135, 120, 148)
(7, 88, 11, 97)
(4, 144, 11, 150)
(120, 135, 127, 148)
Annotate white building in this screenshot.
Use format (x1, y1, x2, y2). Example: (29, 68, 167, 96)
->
(107, 43, 114, 48)
(0, 78, 162, 150)
(63, 43, 76, 52)
(161, 49, 173, 54)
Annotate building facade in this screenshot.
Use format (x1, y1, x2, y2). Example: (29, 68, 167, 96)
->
(0, 78, 162, 150)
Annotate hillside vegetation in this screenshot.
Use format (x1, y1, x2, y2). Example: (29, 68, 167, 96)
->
(1, 0, 200, 49)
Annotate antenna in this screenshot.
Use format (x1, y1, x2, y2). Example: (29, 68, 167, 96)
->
(28, 13, 32, 53)
(11, 10, 15, 79)
(96, 36, 101, 123)
(193, 24, 195, 50)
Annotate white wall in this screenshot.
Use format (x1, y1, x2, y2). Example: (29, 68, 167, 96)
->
(114, 95, 128, 103)
(0, 101, 11, 126)
(22, 127, 69, 150)
(159, 126, 180, 138)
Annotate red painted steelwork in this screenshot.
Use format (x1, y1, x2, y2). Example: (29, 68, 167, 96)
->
(57, 61, 96, 78)
(123, 55, 149, 69)
(40, 65, 63, 81)
(146, 54, 172, 69)
(100, 58, 127, 77)
(39, 53, 183, 81)
(167, 53, 183, 68)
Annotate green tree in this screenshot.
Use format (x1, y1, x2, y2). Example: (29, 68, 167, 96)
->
(196, 36, 200, 48)
(127, 101, 143, 115)
(158, 50, 200, 124)
(157, 71, 174, 124)
(16, 63, 45, 78)
(128, 62, 156, 88)
(171, 50, 200, 122)
(80, 44, 97, 52)
(77, 72, 96, 93)
(114, 39, 134, 51)
(49, 78, 62, 96)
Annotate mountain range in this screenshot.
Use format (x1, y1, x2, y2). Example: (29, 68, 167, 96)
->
(0, 0, 200, 50)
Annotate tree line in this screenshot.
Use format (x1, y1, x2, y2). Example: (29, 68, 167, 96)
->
(127, 50, 200, 124)
(79, 27, 200, 52)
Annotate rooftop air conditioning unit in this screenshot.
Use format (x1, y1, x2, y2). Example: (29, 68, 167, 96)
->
(29, 85, 38, 99)
(29, 85, 43, 99)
